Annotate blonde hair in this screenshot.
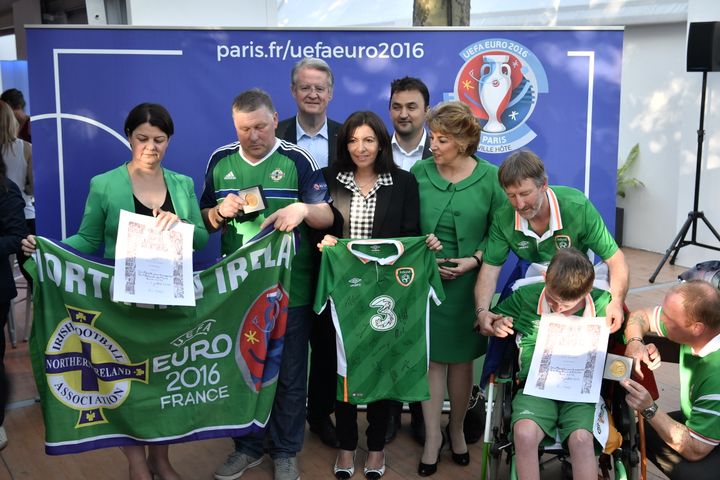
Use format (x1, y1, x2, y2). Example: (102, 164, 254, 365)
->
(0, 100, 18, 147)
(426, 101, 480, 156)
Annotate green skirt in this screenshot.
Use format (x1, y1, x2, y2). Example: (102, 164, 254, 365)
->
(429, 270, 487, 363)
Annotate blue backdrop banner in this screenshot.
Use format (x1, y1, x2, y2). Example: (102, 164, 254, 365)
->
(26, 27, 623, 261)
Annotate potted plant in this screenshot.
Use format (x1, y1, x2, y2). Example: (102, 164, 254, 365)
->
(615, 143, 644, 246)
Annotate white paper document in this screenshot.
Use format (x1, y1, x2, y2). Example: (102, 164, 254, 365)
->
(113, 209, 195, 306)
(524, 314, 609, 403)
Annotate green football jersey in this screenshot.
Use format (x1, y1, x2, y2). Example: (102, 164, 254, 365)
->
(652, 307, 720, 446)
(314, 237, 444, 404)
(483, 186, 618, 266)
(201, 139, 329, 307)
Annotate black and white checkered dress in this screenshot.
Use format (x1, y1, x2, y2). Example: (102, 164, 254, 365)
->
(336, 171, 394, 239)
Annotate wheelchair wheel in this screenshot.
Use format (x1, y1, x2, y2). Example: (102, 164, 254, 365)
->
(611, 388, 641, 480)
(485, 378, 513, 480)
(615, 414, 640, 480)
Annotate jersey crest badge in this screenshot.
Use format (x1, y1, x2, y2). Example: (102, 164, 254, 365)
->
(554, 235, 571, 249)
(395, 267, 415, 287)
(270, 168, 285, 182)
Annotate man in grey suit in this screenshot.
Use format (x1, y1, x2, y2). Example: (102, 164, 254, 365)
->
(277, 57, 341, 448)
(276, 57, 341, 168)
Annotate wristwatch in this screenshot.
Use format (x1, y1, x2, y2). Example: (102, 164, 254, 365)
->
(641, 401, 658, 420)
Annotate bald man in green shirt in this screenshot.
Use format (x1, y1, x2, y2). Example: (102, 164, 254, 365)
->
(474, 150, 629, 335)
(622, 280, 720, 479)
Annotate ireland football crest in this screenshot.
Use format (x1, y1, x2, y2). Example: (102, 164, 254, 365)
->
(555, 235, 572, 249)
(395, 267, 415, 287)
(44, 306, 149, 428)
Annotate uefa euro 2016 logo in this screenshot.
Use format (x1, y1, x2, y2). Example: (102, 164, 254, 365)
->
(235, 285, 288, 392)
(44, 306, 149, 427)
(451, 38, 549, 154)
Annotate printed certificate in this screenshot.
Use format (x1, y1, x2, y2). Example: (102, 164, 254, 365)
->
(113, 209, 195, 306)
(524, 314, 609, 403)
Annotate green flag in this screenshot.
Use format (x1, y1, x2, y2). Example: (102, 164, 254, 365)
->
(27, 229, 295, 455)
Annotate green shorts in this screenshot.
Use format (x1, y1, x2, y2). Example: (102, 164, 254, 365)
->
(511, 388, 596, 445)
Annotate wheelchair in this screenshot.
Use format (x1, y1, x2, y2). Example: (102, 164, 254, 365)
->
(479, 334, 652, 480)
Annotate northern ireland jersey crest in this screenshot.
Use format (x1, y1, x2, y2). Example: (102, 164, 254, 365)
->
(270, 168, 285, 182)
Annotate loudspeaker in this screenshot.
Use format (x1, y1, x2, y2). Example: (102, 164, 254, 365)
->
(687, 21, 720, 72)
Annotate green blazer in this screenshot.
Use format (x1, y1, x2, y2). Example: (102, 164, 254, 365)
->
(64, 164, 209, 258)
(411, 156, 507, 257)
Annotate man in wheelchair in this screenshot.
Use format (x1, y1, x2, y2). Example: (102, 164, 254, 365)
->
(622, 280, 720, 479)
(488, 248, 617, 480)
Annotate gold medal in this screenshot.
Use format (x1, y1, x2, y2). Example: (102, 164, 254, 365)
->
(245, 192, 259, 208)
(609, 360, 627, 378)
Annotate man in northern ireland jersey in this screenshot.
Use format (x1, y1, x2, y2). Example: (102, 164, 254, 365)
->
(475, 149, 629, 336)
(201, 88, 333, 480)
(314, 237, 444, 405)
(622, 281, 720, 479)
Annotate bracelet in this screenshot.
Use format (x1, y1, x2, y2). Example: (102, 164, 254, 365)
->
(472, 254, 482, 268)
(216, 205, 230, 222)
(475, 306, 486, 317)
(627, 336, 645, 345)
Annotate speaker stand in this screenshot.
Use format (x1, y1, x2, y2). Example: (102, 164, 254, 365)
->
(649, 71, 720, 282)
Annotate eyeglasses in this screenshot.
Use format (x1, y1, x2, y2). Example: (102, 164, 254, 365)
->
(296, 84, 329, 95)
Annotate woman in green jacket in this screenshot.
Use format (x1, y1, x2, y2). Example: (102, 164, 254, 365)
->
(411, 101, 506, 476)
(24, 103, 208, 480)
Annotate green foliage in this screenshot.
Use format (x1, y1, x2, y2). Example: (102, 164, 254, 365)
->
(617, 143, 645, 198)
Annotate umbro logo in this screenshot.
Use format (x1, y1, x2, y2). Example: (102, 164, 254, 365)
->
(223, 171, 237, 180)
(348, 278, 362, 288)
(518, 241, 530, 249)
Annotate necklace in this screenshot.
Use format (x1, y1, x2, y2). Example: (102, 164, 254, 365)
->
(355, 175, 378, 189)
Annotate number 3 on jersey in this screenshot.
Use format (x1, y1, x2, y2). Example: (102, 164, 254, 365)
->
(369, 295, 397, 331)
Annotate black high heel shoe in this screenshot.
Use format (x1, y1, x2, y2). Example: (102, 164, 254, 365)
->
(446, 424, 470, 466)
(363, 451, 385, 479)
(334, 450, 356, 479)
(417, 431, 446, 476)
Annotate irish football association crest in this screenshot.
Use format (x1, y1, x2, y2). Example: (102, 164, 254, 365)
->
(44, 306, 149, 427)
(270, 168, 285, 182)
(395, 267, 415, 287)
(451, 38, 549, 154)
(555, 235, 572, 249)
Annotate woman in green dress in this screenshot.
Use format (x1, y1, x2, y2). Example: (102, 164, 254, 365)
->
(411, 101, 506, 476)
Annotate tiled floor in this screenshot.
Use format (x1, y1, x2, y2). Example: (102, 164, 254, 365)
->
(0, 247, 690, 479)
